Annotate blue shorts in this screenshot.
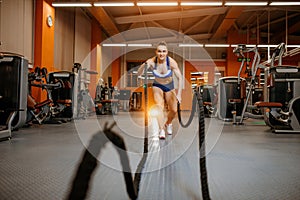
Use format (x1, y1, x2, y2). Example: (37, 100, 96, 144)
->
(152, 80, 174, 92)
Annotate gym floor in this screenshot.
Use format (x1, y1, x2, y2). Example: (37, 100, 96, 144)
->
(0, 112, 300, 200)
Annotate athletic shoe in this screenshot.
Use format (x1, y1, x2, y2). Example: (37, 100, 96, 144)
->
(159, 129, 166, 139)
(166, 123, 173, 135)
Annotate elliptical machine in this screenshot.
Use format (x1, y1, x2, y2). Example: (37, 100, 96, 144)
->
(263, 43, 300, 133)
(233, 44, 263, 124)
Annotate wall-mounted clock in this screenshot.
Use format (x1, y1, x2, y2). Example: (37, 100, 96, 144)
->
(47, 15, 53, 27)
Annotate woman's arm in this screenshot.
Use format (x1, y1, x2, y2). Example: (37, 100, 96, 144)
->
(137, 58, 153, 76)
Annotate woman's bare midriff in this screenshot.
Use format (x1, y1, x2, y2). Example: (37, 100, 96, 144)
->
(154, 76, 173, 85)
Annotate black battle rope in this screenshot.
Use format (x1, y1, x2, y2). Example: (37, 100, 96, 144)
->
(177, 90, 211, 200)
(68, 64, 150, 200)
(132, 63, 149, 196)
(177, 90, 198, 128)
(67, 122, 137, 200)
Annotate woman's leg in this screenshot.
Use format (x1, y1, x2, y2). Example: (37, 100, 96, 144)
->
(152, 87, 165, 131)
(164, 89, 177, 125)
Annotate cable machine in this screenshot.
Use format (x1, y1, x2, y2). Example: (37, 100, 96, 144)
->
(0, 52, 28, 140)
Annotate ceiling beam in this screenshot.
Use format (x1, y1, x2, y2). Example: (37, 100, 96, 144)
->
(189, 33, 212, 40)
(212, 7, 244, 39)
(184, 15, 213, 34)
(208, 16, 219, 34)
(150, 21, 179, 37)
(87, 7, 120, 38)
(272, 20, 300, 42)
(241, 8, 300, 30)
(257, 13, 300, 29)
(114, 7, 227, 24)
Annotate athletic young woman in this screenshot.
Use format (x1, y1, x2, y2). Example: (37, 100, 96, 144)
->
(137, 41, 183, 139)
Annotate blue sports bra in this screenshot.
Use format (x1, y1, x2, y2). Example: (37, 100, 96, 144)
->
(152, 56, 173, 78)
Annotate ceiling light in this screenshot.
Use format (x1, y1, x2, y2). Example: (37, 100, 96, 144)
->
(286, 45, 300, 48)
(231, 44, 256, 47)
(245, 44, 257, 47)
(257, 44, 278, 48)
(178, 44, 204, 47)
(269, 2, 300, 6)
(225, 1, 268, 6)
(102, 44, 126, 47)
(180, 2, 223, 6)
(127, 44, 153, 47)
(205, 44, 230, 47)
(94, 2, 134, 6)
(52, 2, 92, 7)
(137, 2, 178, 6)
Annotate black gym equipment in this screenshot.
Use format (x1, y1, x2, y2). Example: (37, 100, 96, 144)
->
(263, 43, 300, 133)
(221, 44, 284, 125)
(118, 89, 131, 111)
(217, 76, 245, 122)
(230, 44, 266, 124)
(95, 83, 119, 115)
(199, 84, 218, 118)
(0, 52, 28, 140)
(27, 67, 66, 124)
(47, 71, 76, 119)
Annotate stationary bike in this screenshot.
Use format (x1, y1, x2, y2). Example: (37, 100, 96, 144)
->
(26, 67, 65, 125)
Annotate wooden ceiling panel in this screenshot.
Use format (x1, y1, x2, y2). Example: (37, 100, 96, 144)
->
(67, 2, 300, 44)
(212, 7, 244, 39)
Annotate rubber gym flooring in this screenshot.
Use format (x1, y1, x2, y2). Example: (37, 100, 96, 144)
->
(0, 112, 300, 200)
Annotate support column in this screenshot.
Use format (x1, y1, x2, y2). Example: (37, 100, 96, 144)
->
(33, 0, 55, 101)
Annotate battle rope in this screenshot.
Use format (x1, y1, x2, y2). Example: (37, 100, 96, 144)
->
(68, 89, 210, 200)
(177, 90, 211, 200)
(177, 90, 197, 128)
(67, 63, 150, 200)
(67, 122, 137, 200)
(132, 63, 149, 197)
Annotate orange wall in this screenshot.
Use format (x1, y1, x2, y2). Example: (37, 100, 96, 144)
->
(34, 0, 54, 71)
(111, 58, 121, 87)
(90, 18, 103, 99)
(33, 0, 55, 102)
(91, 19, 103, 50)
(227, 29, 249, 77)
(185, 60, 218, 85)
